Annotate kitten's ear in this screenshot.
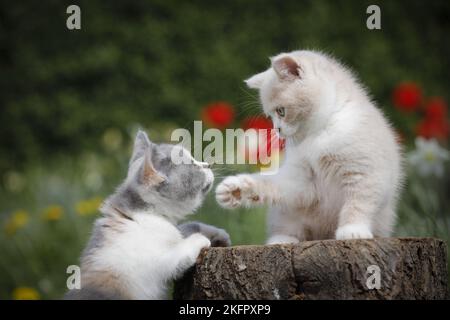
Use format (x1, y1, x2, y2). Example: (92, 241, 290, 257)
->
(131, 131, 165, 186)
(244, 70, 268, 90)
(135, 130, 151, 149)
(131, 130, 152, 163)
(140, 149, 165, 186)
(271, 55, 301, 81)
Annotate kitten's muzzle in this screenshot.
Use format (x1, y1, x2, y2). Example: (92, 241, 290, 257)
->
(201, 168, 214, 194)
(202, 182, 212, 194)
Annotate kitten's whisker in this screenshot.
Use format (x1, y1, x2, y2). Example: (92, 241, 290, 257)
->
(239, 86, 259, 100)
(235, 105, 260, 119)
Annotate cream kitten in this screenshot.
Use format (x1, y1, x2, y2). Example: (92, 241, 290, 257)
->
(65, 131, 221, 299)
(216, 50, 403, 243)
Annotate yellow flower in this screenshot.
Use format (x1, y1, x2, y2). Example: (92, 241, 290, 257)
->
(42, 205, 64, 221)
(4, 210, 29, 235)
(76, 197, 103, 216)
(12, 287, 40, 300)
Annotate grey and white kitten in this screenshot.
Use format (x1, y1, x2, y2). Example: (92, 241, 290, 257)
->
(216, 50, 403, 243)
(65, 130, 229, 300)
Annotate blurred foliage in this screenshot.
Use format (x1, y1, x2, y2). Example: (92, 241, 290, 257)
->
(0, 0, 449, 299)
(1, 0, 449, 171)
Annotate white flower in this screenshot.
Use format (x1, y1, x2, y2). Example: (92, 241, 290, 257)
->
(408, 137, 449, 177)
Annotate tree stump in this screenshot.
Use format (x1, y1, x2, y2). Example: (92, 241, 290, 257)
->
(174, 238, 448, 300)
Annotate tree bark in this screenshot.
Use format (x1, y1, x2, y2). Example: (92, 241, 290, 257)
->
(174, 238, 448, 300)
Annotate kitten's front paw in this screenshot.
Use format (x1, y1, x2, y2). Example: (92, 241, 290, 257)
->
(209, 228, 231, 247)
(180, 233, 211, 268)
(189, 233, 211, 250)
(335, 224, 373, 240)
(215, 175, 260, 209)
(185, 233, 211, 265)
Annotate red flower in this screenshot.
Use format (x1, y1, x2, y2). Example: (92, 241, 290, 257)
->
(201, 101, 235, 129)
(242, 116, 273, 131)
(392, 82, 422, 112)
(416, 119, 449, 140)
(241, 116, 285, 159)
(424, 97, 447, 120)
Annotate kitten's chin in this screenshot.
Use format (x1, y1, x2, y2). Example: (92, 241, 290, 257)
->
(279, 132, 289, 139)
(278, 128, 295, 138)
(201, 182, 212, 194)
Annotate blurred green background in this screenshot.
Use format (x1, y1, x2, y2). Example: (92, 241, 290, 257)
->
(0, 0, 449, 299)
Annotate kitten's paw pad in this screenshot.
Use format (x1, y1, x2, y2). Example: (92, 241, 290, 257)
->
(335, 224, 373, 240)
(215, 175, 259, 209)
(215, 176, 244, 209)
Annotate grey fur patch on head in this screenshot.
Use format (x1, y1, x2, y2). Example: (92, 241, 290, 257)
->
(102, 131, 213, 220)
(149, 143, 209, 201)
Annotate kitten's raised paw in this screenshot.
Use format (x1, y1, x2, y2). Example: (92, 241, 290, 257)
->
(215, 176, 245, 209)
(335, 224, 373, 240)
(215, 175, 259, 209)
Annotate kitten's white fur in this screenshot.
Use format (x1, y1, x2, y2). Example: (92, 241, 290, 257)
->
(89, 212, 210, 299)
(216, 50, 403, 243)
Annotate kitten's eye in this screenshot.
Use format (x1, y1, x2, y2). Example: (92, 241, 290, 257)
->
(276, 107, 285, 117)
